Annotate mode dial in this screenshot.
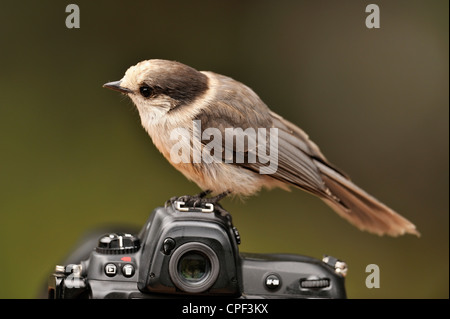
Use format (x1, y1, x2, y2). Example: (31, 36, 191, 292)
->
(96, 233, 140, 254)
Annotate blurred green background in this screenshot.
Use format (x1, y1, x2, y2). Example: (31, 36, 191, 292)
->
(0, 0, 448, 298)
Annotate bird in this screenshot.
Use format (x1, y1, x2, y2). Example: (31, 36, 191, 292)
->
(103, 59, 419, 237)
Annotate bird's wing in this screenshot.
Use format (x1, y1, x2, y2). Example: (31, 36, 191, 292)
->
(193, 73, 332, 198)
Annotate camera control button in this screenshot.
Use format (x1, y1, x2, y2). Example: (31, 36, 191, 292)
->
(232, 227, 241, 245)
(163, 237, 176, 255)
(265, 274, 281, 290)
(122, 264, 135, 278)
(104, 263, 117, 277)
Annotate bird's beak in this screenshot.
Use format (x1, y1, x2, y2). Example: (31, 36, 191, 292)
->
(103, 80, 133, 94)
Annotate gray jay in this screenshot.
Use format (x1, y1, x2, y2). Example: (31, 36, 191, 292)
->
(104, 59, 419, 237)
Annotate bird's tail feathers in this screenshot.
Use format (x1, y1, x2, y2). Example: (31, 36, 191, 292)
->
(316, 161, 420, 237)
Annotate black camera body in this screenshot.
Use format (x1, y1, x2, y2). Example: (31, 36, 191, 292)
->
(48, 200, 347, 299)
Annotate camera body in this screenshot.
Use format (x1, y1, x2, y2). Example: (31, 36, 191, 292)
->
(48, 200, 347, 299)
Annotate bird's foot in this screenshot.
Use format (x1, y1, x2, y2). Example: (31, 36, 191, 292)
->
(165, 190, 231, 211)
(165, 190, 212, 208)
(165, 190, 233, 225)
(191, 190, 230, 207)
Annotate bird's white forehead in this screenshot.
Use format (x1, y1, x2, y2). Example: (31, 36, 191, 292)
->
(121, 60, 154, 89)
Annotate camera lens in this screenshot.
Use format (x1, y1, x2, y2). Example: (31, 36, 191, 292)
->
(169, 242, 219, 293)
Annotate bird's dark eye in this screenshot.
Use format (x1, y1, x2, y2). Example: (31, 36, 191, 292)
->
(139, 85, 153, 98)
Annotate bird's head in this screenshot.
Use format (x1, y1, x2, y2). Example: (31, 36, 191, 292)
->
(103, 59, 208, 113)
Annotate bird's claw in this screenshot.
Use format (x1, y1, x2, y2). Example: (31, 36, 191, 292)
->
(165, 190, 230, 210)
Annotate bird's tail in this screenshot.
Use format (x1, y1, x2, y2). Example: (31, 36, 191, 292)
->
(315, 161, 420, 237)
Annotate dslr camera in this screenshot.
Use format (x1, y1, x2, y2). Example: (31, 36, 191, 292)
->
(48, 199, 347, 298)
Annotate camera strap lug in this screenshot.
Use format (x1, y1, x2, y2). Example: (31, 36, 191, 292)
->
(175, 201, 214, 213)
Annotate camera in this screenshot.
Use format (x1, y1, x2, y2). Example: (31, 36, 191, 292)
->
(48, 199, 347, 298)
